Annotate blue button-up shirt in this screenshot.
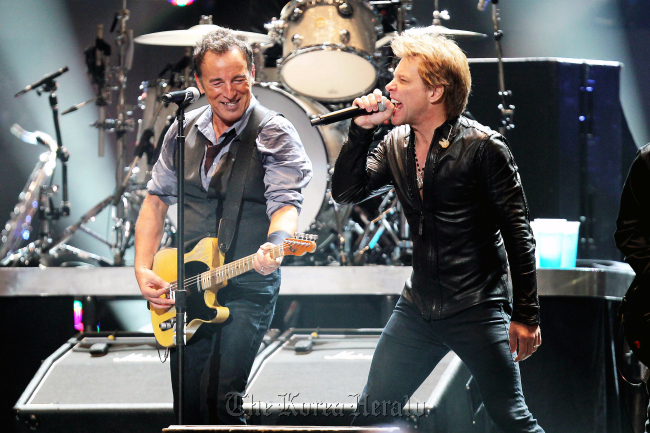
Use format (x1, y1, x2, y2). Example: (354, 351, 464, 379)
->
(147, 95, 313, 218)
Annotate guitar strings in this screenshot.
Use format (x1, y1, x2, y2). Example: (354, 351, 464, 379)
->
(167, 243, 287, 292)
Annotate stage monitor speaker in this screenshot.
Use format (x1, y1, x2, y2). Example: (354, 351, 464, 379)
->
(243, 329, 490, 432)
(14, 331, 492, 433)
(14, 335, 174, 433)
(467, 58, 628, 261)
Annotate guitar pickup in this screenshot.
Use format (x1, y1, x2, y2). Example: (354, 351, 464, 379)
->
(159, 318, 175, 331)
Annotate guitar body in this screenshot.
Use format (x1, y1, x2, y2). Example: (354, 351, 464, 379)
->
(148, 233, 317, 347)
(151, 237, 230, 347)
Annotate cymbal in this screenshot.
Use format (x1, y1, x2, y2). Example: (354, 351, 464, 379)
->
(377, 26, 486, 48)
(134, 24, 271, 47)
(407, 25, 487, 39)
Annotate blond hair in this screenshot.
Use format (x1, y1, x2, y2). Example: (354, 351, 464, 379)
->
(391, 31, 471, 119)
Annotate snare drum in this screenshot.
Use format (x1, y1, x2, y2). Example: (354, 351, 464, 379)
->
(278, 0, 380, 102)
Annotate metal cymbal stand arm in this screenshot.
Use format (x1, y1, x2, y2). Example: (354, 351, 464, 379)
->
(110, 0, 135, 264)
(43, 148, 143, 261)
(490, 0, 515, 135)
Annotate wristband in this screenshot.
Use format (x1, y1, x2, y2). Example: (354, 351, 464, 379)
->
(267, 230, 292, 245)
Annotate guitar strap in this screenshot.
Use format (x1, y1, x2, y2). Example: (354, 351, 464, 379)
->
(217, 104, 277, 254)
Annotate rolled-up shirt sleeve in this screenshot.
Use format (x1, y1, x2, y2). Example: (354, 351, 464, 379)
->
(147, 123, 179, 206)
(258, 116, 312, 218)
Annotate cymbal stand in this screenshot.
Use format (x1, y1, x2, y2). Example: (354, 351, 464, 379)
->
(489, 0, 515, 134)
(108, 1, 136, 265)
(431, 0, 450, 26)
(351, 189, 404, 264)
(326, 190, 349, 266)
(42, 145, 159, 263)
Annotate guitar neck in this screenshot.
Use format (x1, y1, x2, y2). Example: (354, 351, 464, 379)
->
(174, 244, 285, 292)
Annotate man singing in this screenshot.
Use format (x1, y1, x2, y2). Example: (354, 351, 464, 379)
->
(134, 28, 312, 424)
(331, 32, 544, 432)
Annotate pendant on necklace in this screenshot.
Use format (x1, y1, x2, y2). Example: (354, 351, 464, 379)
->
(416, 171, 424, 190)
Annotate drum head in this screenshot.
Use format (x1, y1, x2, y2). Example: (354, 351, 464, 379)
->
(280, 49, 377, 102)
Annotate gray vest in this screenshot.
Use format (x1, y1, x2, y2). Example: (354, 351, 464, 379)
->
(182, 104, 273, 263)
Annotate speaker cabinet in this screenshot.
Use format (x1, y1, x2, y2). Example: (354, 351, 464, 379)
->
(15, 331, 489, 433)
(244, 329, 487, 432)
(14, 335, 174, 433)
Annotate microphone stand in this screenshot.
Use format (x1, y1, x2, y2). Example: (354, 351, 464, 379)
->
(45, 81, 71, 219)
(7, 74, 72, 265)
(36, 78, 71, 264)
(173, 100, 190, 425)
(490, 0, 515, 134)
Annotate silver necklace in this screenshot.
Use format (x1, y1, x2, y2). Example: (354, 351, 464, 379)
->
(413, 126, 453, 190)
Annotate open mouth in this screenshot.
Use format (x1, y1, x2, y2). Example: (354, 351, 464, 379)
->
(391, 99, 403, 110)
(221, 99, 240, 107)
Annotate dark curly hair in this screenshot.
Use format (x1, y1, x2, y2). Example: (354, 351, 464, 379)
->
(193, 27, 253, 78)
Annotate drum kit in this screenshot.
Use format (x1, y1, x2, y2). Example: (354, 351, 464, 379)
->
(1, 0, 491, 267)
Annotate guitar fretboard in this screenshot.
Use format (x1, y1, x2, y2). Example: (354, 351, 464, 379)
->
(169, 244, 285, 293)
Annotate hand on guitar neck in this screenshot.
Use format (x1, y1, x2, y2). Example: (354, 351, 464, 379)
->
(254, 242, 283, 276)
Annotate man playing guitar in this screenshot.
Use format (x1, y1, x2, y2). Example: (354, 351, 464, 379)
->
(134, 27, 312, 424)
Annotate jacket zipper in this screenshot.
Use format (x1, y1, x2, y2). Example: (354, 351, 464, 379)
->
(425, 135, 442, 318)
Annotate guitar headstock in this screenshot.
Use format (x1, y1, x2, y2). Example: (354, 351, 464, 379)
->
(282, 233, 318, 257)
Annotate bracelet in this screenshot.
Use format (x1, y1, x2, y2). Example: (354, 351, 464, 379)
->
(267, 230, 292, 245)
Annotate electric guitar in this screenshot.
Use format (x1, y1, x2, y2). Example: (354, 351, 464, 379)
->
(150, 233, 317, 347)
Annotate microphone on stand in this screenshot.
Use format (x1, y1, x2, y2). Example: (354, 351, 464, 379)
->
(310, 97, 389, 126)
(162, 87, 201, 105)
(14, 66, 70, 97)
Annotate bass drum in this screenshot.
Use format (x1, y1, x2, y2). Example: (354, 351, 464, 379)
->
(252, 83, 350, 238)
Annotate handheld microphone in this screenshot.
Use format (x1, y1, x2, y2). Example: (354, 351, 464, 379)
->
(477, 0, 490, 11)
(15, 66, 69, 97)
(310, 97, 388, 126)
(161, 87, 201, 105)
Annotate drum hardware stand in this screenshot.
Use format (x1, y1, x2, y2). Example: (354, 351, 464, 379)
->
(157, 47, 193, 90)
(0, 127, 55, 264)
(0, 124, 71, 266)
(3, 70, 74, 266)
(488, 0, 515, 134)
(325, 190, 349, 266)
(431, 0, 450, 27)
(41, 141, 157, 265)
(64, 2, 138, 265)
(350, 189, 405, 265)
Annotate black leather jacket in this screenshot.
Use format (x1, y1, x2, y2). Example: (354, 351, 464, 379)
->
(615, 143, 650, 286)
(332, 117, 540, 325)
